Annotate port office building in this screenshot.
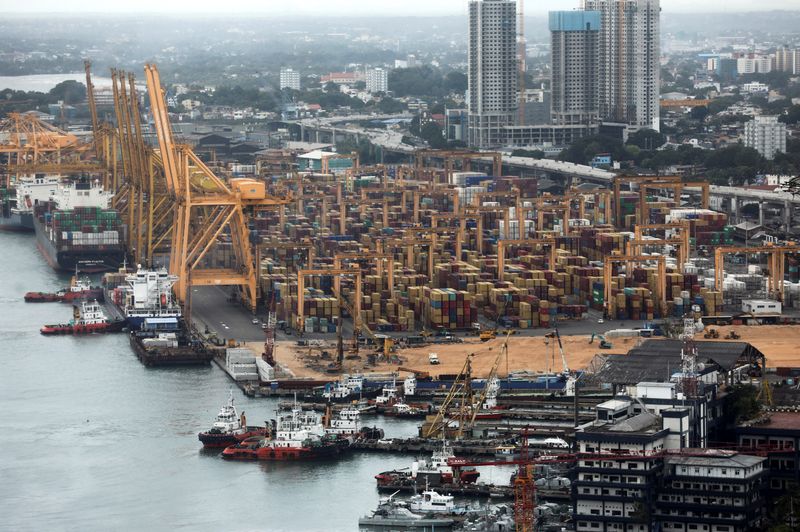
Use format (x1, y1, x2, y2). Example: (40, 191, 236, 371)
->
(573, 396, 768, 532)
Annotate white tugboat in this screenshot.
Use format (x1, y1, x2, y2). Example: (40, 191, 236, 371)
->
(325, 405, 362, 440)
(197, 391, 266, 448)
(375, 377, 398, 408)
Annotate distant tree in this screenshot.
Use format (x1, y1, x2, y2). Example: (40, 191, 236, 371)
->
(626, 129, 666, 150)
(689, 106, 709, 122)
(707, 95, 741, 115)
(49, 80, 86, 105)
(376, 97, 404, 114)
(353, 81, 366, 90)
(443, 71, 467, 94)
(722, 384, 761, 424)
(558, 134, 625, 165)
(429, 102, 445, 115)
(419, 121, 446, 149)
(389, 66, 445, 97)
(779, 105, 800, 125)
(323, 81, 338, 93)
(511, 149, 545, 159)
(768, 487, 800, 531)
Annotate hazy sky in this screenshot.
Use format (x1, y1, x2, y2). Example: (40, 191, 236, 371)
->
(0, 0, 797, 14)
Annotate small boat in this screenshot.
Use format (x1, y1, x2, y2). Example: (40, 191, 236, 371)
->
(494, 444, 520, 461)
(408, 489, 467, 515)
(359, 491, 455, 531)
(198, 391, 267, 448)
(358, 426, 385, 441)
(376, 439, 479, 488)
(25, 275, 104, 303)
(384, 401, 429, 419)
(40, 300, 125, 335)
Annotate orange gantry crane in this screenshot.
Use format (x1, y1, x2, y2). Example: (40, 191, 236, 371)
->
(144, 63, 290, 312)
(414, 149, 503, 184)
(629, 221, 692, 271)
(0, 112, 92, 186)
(714, 245, 799, 302)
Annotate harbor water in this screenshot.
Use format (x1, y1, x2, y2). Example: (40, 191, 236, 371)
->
(0, 231, 440, 531)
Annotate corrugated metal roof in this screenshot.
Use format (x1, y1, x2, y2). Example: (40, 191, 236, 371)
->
(608, 412, 660, 433)
(595, 340, 762, 385)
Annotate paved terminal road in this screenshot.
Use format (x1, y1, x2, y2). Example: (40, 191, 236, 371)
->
(190, 286, 266, 342)
(190, 286, 660, 346)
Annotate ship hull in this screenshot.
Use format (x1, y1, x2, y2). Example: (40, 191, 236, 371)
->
(25, 288, 104, 303)
(198, 427, 268, 448)
(40, 319, 126, 335)
(0, 209, 34, 232)
(34, 214, 125, 273)
(222, 440, 350, 461)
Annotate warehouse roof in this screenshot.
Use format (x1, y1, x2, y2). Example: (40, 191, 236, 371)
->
(666, 452, 764, 468)
(595, 340, 764, 386)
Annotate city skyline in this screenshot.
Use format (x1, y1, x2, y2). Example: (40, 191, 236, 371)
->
(1, 0, 798, 15)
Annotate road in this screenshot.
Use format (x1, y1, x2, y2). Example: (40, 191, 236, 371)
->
(190, 286, 266, 342)
(191, 285, 658, 347)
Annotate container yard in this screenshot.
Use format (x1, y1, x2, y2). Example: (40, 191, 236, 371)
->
(4, 60, 800, 532)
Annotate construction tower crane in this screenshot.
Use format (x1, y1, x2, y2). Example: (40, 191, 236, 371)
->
(262, 293, 277, 367)
(467, 333, 511, 430)
(423, 354, 475, 439)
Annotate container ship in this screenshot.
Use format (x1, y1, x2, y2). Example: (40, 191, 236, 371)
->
(103, 266, 181, 330)
(33, 179, 125, 273)
(0, 174, 61, 231)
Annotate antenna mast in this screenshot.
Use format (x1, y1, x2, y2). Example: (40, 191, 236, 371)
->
(680, 317, 698, 398)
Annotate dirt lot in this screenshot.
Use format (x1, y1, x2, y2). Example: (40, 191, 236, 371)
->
(697, 325, 800, 367)
(259, 325, 800, 380)
(262, 334, 634, 380)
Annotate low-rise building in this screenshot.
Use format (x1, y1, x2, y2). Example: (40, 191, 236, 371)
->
(736, 411, 800, 500)
(655, 453, 767, 532)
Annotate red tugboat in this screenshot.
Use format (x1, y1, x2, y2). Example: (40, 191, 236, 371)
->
(40, 300, 126, 335)
(198, 391, 267, 448)
(222, 403, 350, 461)
(25, 275, 104, 303)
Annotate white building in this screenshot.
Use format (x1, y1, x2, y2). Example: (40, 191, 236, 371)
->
(743, 115, 787, 160)
(737, 55, 772, 74)
(584, 0, 661, 131)
(741, 81, 769, 94)
(468, 0, 518, 148)
(365, 68, 389, 94)
(279, 68, 301, 91)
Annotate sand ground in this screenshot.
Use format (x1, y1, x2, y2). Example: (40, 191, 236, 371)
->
(248, 324, 800, 380)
